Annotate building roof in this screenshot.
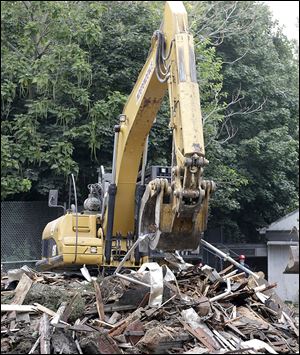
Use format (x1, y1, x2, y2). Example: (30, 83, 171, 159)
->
(259, 209, 299, 234)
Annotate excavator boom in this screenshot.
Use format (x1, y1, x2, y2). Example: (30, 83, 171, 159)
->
(103, 1, 215, 262)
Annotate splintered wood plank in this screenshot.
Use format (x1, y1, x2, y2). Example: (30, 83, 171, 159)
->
(61, 293, 79, 323)
(8, 273, 33, 328)
(282, 311, 299, 337)
(28, 337, 40, 354)
(124, 319, 144, 345)
(34, 303, 57, 317)
(51, 323, 95, 332)
(39, 313, 51, 354)
(1, 304, 37, 313)
(219, 264, 234, 275)
(97, 333, 121, 354)
(51, 302, 67, 325)
(93, 280, 105, 321)
(108, 319, 128, 337)
(10, 274, 33, 306)
(225, 323, 247, 340)
(179, 320, 215, 351)
(1, 328, 20, 334)
(75, 339, 83, 354)
(94, 319, 115, 328)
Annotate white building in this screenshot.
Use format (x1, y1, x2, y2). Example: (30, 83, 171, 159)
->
(260, 209, 299, 302)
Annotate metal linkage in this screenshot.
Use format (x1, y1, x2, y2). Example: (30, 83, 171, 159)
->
(105, 125, 121, 264)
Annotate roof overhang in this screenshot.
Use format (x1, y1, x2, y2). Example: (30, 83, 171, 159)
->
(267, 241, 299, 246)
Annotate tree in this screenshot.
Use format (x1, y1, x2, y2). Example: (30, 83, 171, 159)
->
(1, 1, 224, 203)
(1, 1, 121, 199)
(192, 1, 299, 241)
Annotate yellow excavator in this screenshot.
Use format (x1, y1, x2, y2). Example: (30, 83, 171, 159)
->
(36, 1, 215, 271)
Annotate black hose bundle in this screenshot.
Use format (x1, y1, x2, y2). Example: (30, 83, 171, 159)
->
(153, 30, 174, 83)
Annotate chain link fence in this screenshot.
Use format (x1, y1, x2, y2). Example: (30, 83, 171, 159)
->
(1, 201, 61, 271)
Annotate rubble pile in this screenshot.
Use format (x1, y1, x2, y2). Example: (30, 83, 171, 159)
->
(1, 262, 299, 354)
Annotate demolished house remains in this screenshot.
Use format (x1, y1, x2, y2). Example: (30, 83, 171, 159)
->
(1, 249, 299, 355)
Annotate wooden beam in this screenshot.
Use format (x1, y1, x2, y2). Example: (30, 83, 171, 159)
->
(51, 302, 67, 325)
(8, 273, 33, 323)
(9, 274, 33, 306)
(61, 293, 79, 323)
(179, 320, 215, 351)
(39, 313, 51, 354)
(34, 303, 57, 317)
(93, 281, 105, 321)
(1, 304, 37, 313)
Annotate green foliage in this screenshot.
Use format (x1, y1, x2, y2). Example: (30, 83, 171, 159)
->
(1, 1, 163, 199)
(1, 131, 32, 199)
(236, 128, 298, 229)
(1, 1, 104, 198)
(201, 1, 298, 240)
(88, 92, 127, 160)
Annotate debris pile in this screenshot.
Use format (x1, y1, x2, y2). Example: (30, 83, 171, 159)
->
(1, 262, 299, 354)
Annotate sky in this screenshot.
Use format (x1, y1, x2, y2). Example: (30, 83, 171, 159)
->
(263, 1, 299, 42)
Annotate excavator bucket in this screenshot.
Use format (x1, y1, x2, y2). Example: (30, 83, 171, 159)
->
(284, 245, 299, 274)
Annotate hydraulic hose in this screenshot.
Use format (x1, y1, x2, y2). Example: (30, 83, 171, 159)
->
(154, 31, 173, 83)
(71, 173, 79, 263)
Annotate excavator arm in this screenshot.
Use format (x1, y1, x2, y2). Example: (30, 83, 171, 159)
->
(103, 1, 215, 263)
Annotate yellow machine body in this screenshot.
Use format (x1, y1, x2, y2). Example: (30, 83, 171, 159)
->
(40, 212, 145, 269)
(42, 213, 102, 266)
(38, 1, 214, 270)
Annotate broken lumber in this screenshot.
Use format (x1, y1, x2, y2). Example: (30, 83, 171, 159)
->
(1, 304, 37, 313)
(39, 313, 51, 354)
(93, 280, 105, 321)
